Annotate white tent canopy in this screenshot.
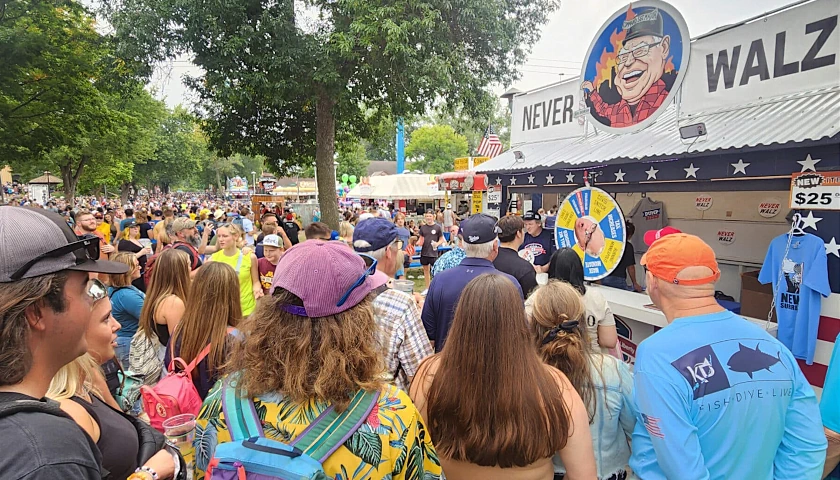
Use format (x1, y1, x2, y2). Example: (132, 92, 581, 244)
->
(346, 174, 443, 200)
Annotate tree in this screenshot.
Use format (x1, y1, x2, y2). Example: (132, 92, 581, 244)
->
(105, 0, 558, 228)
(405, 125, 468, 174)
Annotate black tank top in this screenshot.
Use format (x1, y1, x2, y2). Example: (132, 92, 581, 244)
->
(155, 322, 171, 347)
(71, 395, 139, 480)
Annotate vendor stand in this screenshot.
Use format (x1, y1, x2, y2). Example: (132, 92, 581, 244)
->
(437, 158, 490, 217)
(346, 174, 444, 214)
(478, 0, 839, 393)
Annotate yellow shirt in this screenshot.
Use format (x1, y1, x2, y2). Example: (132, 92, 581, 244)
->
(193, 382, 442, 480)
(96, 222, 112, 244)
(210, 249, 256, 316)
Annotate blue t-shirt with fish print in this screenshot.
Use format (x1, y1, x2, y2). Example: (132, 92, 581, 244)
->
(629, 310, 827, 480)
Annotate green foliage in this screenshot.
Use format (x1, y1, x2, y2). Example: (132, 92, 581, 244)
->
(337, 141, 370, 180)
(405, 125, 468, 174)
(133, 106, 208, 192)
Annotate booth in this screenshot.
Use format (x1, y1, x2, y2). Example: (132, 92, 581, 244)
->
(478, 0, 839, 393)
(346, 174, 444, 213)
(28, 172, 62, 204)
(436, 168, 489, 216)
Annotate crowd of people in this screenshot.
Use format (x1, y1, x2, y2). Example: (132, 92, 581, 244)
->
(0, 192, 837, 480)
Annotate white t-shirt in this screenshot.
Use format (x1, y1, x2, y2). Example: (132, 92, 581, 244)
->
(242, 218, 255, 245)
(583, 288, 616, 353)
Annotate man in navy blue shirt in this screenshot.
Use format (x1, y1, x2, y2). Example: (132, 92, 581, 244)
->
(421, 213, 523, 352)
(519, 210, 555, 274)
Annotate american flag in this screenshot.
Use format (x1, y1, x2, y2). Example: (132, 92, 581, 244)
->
(477, 125, 504, 158)
(642, 413, 664, 439)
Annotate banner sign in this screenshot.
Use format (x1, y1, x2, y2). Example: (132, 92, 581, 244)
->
(579, 1, 691, 134)
(510, 80, 585, 146)
(454, 157, 469, 171)
(681, 0, 839, 116)
(790, 171, 840, 211)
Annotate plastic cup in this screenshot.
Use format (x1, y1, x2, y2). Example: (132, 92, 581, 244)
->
(162, 413, 196, 473)
(393, 280, 414, 294)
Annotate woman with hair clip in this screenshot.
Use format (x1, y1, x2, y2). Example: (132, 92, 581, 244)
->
(531, 281, 636, 480)
(193, 240, 440, 479)
(548, 248, 618, 353)
(207, 224, 262, 316)
(48, 293, 180, 480)
(410, 274, 596, 480)
(164, 262, 241, 400)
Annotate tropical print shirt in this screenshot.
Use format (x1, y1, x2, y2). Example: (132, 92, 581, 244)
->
(431, 247, 466, 278)
(193, 380, 442, 480)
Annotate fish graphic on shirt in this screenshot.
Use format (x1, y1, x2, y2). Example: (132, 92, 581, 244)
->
(726, 343, 781, 379)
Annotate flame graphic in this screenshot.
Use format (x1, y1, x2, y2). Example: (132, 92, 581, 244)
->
(593, 27, 627, 89)
(664, 56, 675, 73)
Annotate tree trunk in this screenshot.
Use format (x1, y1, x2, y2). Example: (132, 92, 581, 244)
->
(120, 182, 131, 204)
(315, 91, 339, 230)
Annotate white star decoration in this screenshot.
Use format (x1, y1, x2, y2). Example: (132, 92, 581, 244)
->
(509, 177, 517, 185)
(495, 177, 502, 185)
(684, 163, 699, 179)
(731, 159, 750, 175)
(645, 166, 659, 180)
(545, 173, 554, 184)
(797, 154, 821, 172)
(566, 172, 575, 183)
(527, 174, 535, 184)
(800, 211, 822, 230)
(614, 169, 626, 182)
(826, 238, 840, 258)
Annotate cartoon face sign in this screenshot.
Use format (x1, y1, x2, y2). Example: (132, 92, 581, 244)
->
(579, 1, 690, 133)
(574, 216, 606, 256)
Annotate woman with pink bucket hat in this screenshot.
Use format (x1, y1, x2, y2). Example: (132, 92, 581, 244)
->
(193, 240, 442, 479)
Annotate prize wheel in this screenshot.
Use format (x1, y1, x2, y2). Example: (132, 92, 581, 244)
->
(555, 186, 626, 281)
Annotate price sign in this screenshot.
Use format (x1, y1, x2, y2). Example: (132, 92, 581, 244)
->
(790, 172, 840, 211)
(488, 190, 502, 203)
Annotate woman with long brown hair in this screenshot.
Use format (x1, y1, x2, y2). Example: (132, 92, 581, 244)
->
(164, 262, 241, 399)
(193, 240, 441, 479)
(139, 248, 191, 346)
(531, 281, 636, 480)
(410, 274, 596, 480)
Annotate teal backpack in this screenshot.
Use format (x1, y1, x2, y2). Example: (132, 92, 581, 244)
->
(206, 375, 379, 480)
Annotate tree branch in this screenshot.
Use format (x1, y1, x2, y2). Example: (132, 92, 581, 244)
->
(7, 108, 61, 119)
(6, 87, 54, 116)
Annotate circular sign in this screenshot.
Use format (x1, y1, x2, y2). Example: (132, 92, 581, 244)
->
(555, 187, 627, 281)
(695, 194, 713, 211)
(758, 198, 782, 218)
(579, 1, 691, 134)
(717, 230, 736, 245)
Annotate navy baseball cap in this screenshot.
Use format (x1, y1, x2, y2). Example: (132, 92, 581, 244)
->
(460, 214, 501, 244)
(523, 210, 541, 221)
(353, 218, 398, 252)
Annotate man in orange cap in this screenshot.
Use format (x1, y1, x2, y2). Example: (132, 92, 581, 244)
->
(629, 233, 826, 479)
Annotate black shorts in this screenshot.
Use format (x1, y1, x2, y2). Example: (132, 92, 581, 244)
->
(420, 256, 437, 266)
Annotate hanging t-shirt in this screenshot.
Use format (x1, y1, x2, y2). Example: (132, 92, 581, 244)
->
(628, 197, 668, 253)
(520, 228, 556, 267)
(758, 233, 830, 365)
(257, 257, 278, 294)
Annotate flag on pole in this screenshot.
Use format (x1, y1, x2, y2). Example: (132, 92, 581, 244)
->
(476, 125, 503, 158)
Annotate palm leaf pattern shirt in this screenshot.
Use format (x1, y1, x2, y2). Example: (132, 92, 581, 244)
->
(193, 380, 442, 480)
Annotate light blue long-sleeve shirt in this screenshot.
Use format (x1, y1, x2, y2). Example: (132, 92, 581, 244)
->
(629, 310, 826, 480)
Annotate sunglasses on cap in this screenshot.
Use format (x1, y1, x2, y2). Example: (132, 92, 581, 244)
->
(86, 278, 108, 302)
(10, 235, 100, 281)
(336, 253, 377, 308)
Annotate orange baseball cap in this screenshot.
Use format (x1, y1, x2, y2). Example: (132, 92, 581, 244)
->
(640, 233, 720, 286)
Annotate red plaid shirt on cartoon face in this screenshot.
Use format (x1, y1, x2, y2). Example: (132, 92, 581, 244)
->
(588, 79, 670, 128)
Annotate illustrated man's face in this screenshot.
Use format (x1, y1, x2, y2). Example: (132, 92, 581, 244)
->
(616, 34, 670, 105)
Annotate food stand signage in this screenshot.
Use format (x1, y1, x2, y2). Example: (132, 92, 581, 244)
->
(471, 193, 483, 214)
(681, 0, 839, 116)
(790, 171, 840, 211)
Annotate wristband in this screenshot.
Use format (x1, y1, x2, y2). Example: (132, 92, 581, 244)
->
(138, 466, 160, 480)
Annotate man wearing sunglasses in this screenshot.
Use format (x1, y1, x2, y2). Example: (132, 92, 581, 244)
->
(580, 7, 674, 128)
(353, 218, 432, 391)
(0, 206, 129, 479)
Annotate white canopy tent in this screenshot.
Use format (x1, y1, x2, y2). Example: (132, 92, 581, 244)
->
(346, 174, 443, 200)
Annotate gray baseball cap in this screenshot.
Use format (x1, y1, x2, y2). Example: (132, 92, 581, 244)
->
(0, 206, 129, 283)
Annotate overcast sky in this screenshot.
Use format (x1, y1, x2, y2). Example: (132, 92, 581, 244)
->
(150, 0, 795, 108)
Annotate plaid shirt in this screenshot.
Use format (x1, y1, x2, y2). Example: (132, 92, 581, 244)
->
(588, 79, 669, 128)
(372, 288, 433, 391)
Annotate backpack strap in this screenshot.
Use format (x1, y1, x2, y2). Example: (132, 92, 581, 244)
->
(221, 374, 263, 441)
(184, 342, 213, 374)
(234, 251, 244, 274)
(290, 389, 380, 463)
(0, 397, 70, 421)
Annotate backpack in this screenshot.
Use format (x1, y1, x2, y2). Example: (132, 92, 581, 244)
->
(206, 375, 379, 480)
(141, 341, 212, 432)
(144, 242, 199, 285)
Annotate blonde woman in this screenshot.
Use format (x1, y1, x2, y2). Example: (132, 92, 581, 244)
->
(48, 295, 177, 480)
(339, 220, 354, 245)
(208, 224, 262, 316)
(531, 280, 635, 480)
(165, 262, 241, 399)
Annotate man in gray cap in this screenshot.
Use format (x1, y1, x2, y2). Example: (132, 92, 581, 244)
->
(422, 213, 523, 352)
(0, 206, 129, 478)
(353, 218, 432, 390)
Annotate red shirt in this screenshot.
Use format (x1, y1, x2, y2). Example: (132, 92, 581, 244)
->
(257, 257, 278, 293)
(588, 78, 670, 128)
